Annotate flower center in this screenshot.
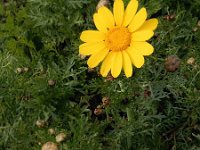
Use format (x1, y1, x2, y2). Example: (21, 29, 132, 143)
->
(105, 27, 131, 51)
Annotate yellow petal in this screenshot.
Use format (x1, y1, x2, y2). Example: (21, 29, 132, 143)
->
(87, 47, 109, 68)
(98, 7, 115, 28)
(100, 52, 113, 77)
(132, 30, 154, 41)
(79, 41, 106, 56)
(111, 51, 122, 78)
(122, 50, 133, 77)
(122, 0, 138, 27)
(131, 42, 154, 56)
(113, 0, 124, 26)
(80, 30, 105, 42)
(126, 46, 144, 68)
(138, 19, 158, 31)
(93, 13, 108, 33)
(128, 8, 147, 32)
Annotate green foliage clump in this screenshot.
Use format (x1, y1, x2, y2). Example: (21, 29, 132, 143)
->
(1, 0, 200, 149)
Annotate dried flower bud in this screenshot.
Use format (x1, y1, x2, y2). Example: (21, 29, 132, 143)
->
(197, 20, 200, 27)
(107, 116, 113, 121)
(87, 67, 95, 73)
(102, 97, 110, 106)
(104, 73, 115, 81)
(79, 54, 86, 60)
(96, 0, 109, 11)
(42, 142, 58, 150)
(97, 104, 103, 109)
(16, 67, 23, 74)
(144, 89, 151, 98)
(48, 128, 56, 135)
(94, 108, 103, 116)
(56, 133, 66, 143)
(187, 57, 195, 65)
(48, 80, 56, 86)
(193, 27, 198, 32)
(164, 55, 181, 72)
(36, 120, 46, 128)
(163, 14, 175, 21)
(23, 67, 29, 72)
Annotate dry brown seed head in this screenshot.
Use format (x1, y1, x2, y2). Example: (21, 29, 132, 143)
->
(94, 108, 103, 116)
(97, 104, 103, 109)
(79, 54, 86, 60)
(187, 57, 195, 65)
(36, 120, 46, 128)
(164, 55, 181, 72)
(23, 67, 29, 72)
(87, 67, 95, 72)
(48, 128, 56, 135)
(105, 73, 115, 81)
(16, 67, 23, 74)
(197, 20, 200, 27)
(48, 80, 56, 86)
(102, 96, 110, 106)
(193, 27, 198, 32)
(56, 133, 66, 143)
(42, 142, 58, 150)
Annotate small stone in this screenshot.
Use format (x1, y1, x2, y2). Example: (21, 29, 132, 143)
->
(187, 57, 195, 65)
(48, 128, 56, 135)
(42, 142, 58, 150)
(102, 97, 110, 106)
(48, 80, 56, 86)
(16, 67, 23, 74)
(96, 0, 109, 11)
(94, 108, 103, 116)
(36, 120, 46, 128)
(56, 133, 66, 143)
(164, 55, 181, 72)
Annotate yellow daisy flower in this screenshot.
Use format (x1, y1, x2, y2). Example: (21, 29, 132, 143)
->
(79, 0, 158, 78)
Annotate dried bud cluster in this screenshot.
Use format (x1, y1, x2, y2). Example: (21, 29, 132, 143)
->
(94, 108, 103, 116)
(94, 97, 110, 115)
(56, 133, 67, 143)
(198, 20, 200, 27)
(164, 55, 181, 72)
(102, 96, 110, 106)
(36, 120, 46, 128)
(187, 57, 195, 65)
(163, 14, 176, 21)
(79, 54, 86, 60)
(104, 73, 115, 81)
(48, 128, 56, 135)
(48, 80, 56, 86)
(16, 67, 29, 74)
(42, 142, 58, 150)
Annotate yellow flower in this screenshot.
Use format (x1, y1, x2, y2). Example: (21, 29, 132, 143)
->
(79, 0, 158, 78)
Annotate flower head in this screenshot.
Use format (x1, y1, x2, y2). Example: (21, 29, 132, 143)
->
(79, 0, 158, 78)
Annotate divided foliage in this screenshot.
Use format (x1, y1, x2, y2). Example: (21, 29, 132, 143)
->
(0, 0, 200, 149)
